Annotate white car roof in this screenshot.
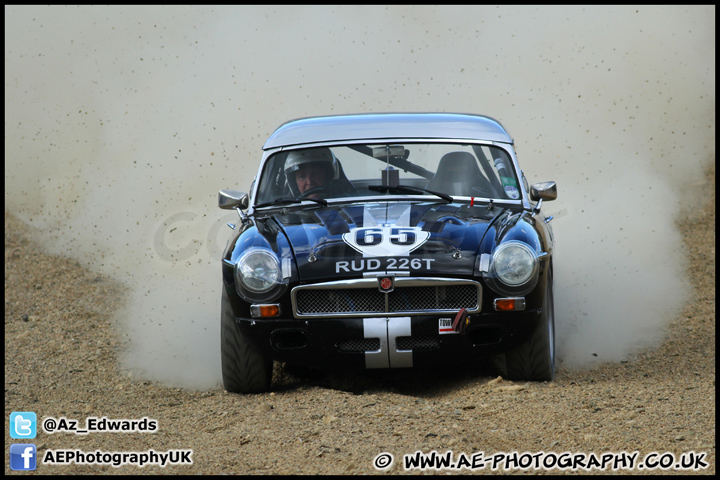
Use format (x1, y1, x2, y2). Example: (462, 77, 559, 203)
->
(263, 112, 513, 150)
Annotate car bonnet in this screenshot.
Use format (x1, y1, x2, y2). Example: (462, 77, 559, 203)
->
(268, 202, 502, 282)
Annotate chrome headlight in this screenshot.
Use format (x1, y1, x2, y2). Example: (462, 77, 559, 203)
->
(483, 241, 540, 296)
(491, 241, 538, 287)
(235, 249, 281, 293)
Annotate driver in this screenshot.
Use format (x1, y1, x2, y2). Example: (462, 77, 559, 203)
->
(284, 147, 339, 199)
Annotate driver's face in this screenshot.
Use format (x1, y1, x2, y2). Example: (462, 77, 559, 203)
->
(295, 163, 328, 196)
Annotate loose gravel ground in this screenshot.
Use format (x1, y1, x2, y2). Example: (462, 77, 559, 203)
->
(5, 164, 715, 475)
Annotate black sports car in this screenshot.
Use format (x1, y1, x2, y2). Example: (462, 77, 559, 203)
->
(219, 113, 558, 393)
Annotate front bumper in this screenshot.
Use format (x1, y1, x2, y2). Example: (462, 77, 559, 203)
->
(235, 310, 543, 370)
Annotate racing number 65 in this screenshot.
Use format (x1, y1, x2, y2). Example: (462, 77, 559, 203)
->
(355, 227, 416, 246)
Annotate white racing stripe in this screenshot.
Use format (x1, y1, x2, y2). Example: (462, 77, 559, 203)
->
(387, 317, 413, 368)
(363, 317, 413, 368)
(363, 318, 389, 368)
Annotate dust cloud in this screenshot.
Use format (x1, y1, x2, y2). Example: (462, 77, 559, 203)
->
(5, 5, 715, 388)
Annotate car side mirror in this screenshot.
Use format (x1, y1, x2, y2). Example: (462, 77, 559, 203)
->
(530, 181, 557, 202)
(219, 190, 249, 210)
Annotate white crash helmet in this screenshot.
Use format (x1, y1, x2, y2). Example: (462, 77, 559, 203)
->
(284, 147, 339, 196)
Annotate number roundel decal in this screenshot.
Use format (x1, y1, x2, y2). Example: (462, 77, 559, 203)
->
(342, 226, 430, 256)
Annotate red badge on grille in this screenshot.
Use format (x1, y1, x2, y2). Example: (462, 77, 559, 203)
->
(378, 276, 394, 293)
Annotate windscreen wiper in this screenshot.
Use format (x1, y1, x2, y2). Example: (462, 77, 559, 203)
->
(368, 184, 454, 203)
(254, 197, 328, 208)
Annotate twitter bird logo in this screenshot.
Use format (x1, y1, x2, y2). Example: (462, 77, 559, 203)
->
(10, 412, 37, 439)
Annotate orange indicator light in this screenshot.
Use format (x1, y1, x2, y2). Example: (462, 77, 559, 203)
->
(250, 304, 281, 318)
(494, 297, 526, 311)
(495, 299, 516, 311)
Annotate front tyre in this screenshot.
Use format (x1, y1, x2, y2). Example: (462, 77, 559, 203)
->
(221, 288, 273, 393)
(495, 268, 555, 381)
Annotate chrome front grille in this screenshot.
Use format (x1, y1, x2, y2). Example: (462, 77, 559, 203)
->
(387, 285, 477, 311)
(292, 277, 481, 318)
(303, 288, 385, 315)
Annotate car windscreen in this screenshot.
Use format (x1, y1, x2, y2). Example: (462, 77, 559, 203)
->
(255, 142, 520, 204)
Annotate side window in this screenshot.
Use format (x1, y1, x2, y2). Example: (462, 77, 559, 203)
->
(471, 145, 520, 199)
